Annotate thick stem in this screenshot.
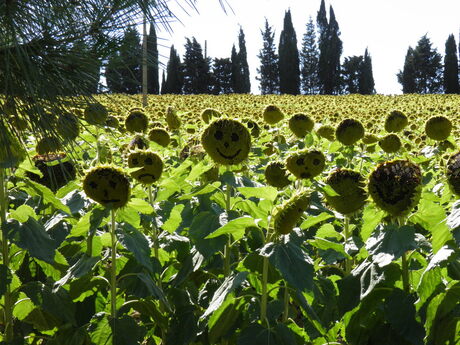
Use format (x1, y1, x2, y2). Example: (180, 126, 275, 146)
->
(148, 185, 159, 261)
(110, 209, 117, 321)
(1, 169, 13, 342)
(344, 216, 352, 275)
(260, 256, 269, 324)
(282, 284, 289, 323)
(223, 182, 232, 276)
(401, 252, 410, 293)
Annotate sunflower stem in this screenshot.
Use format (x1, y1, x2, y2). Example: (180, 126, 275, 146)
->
(223, 181, 232, 276)
(110, 209, 117, 322)
(344, 216, 352, 275)
(0, 168, 13, 342)
(148, 185, 159, 261)
(401, 251, 410, 293)
(260, 255, 269, 325)
(282, 284, 289, 323)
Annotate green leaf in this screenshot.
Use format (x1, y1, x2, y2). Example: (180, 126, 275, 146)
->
(113, 315, 146, 345)
(315, 223, 340, 240)
(13, 292, 35, 320)
(237, 323, 276, 345)
(309, 237, 351, 259)
(9, 204, 38, 222)
(178, 181, 221, 200)
(89, 313, 112, 345)
(116, 205, 140, 227)
(384, 289, 424, 345)
(206, 216, 257, 241)
(117, 223, 152, 273)
(366, 224, 417, 267)
(237, 186, 278, 202)
(260, 240, 314, 291)
(165, 306, 198, 345)
(202, 272, 248, 319)
(127, 198, 153, 214)
(7, 218, 57, 263)
(20, 179, 71, 214)
(361, 204, 385, 241)
(71, 206, 109, 237)
(162, 203, 185, 233)
(301, 212, 333, 230)
(55, 255, 100, 289)
(208, 297, 245, 344)
(189, 211, 226, 259)
(412, 198, 451, 253)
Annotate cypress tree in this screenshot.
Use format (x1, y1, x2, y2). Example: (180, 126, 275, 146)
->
(359, 48, 375, 94)
(147, 22, 159, 94)
(160, 70, 166, 94)
(119, 26, 142, 94)
(327, 6, 343, 94)
(397, 47, 417, 93)
(300, 16, 319, 94)
(238, 27, 251, 93)
(278, 9, 300, 95)
(182, 37, 212, 94)
(164, 45, 183, 94)
(231, 45, 241, 93)
(342, 55, 363, 94)
(212, 58, 233, 94)
(413, 35, 443, 93)
(444, 34, 459, 94)
(256, 18, 280, 95)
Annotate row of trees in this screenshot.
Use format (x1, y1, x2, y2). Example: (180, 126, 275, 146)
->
(398, 34, 460, 94)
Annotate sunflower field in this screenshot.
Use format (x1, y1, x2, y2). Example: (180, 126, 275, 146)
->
(1, 93, 460, 345)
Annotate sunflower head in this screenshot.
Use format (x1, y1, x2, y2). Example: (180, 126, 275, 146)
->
(378, 134, 402, 153)
(84, 103, 108, 125)
(324, 169, 367, 215)
(125, 109, 149, 133)
(286, 149, 326, 179)
(368, 160, 422, 217)
(127, 150, 163, 185)
(83, 166, 131, 209)
(57, 112, 80, 141)
(263, 105, 284, 125)
(384, 110, 408, 133)
(316, 125, 335, 141)
(446, 151, 460, 196)
(166, 106, 181, 130)
(274, 192, 310, 235)
(264, 161, 291, 189)
(289, 113, 314, 138)
(148, 128, 170, 147)
(425, 116, 452, 141)
(201, 108, 221, 124)
(26, 153, 76, 192)
(335, 119, 365, 146)
(36, 137, 62, 155)
(201, 118, 251, 165)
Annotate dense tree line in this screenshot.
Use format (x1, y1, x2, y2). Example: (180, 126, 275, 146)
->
(102, 0, 460, 95)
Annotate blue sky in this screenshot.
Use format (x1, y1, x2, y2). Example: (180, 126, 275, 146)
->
(154, 0, 460, 94)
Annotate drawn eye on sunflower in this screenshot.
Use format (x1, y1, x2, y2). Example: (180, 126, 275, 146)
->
(273, 192, 310, 235)
(83, 166, 131, 209)
(286, 150, 326, 180)
(201, 119, 251, 165)
(368, 160, 422, 218)
(324, 169, 367, 215)
(127, 150, 163, 185)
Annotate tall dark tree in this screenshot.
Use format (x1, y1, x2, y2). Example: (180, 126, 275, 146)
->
(237, 28, 251, 93)
(147, 22, 159, 94)
(160, 70, 167, 94)
(300, 16, 319, 94)
(317, 2, 343, 94)
(105, 26, 142, 94)
(256, 18, 280, 95)
(212, 58, 233, 94)
(398, 35, 442, 94)
(444, 34, 459, 93)
(397, 47, 417, 93)
(359, 48, 375, 94)
(164, 45, 183, 94)
(182, 37, 212, 94)
(278, 9, 300, 95)
(342, 55, 363, 94)
(231, 44, 241, 93)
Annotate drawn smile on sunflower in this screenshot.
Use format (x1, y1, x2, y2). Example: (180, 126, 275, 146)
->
(128, 150, 163, 185)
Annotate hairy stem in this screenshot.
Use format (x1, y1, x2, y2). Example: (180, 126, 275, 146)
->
(260, 255, 269, 324)
(282, 284, 289, 323)
(223, 182, 232, 276)
(401, 252, 410, 293)
(344, 216, 352, 275)
(110, 209, 117, 321)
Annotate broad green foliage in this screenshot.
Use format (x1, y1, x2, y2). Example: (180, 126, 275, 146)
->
(0, 93, 460, 344)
